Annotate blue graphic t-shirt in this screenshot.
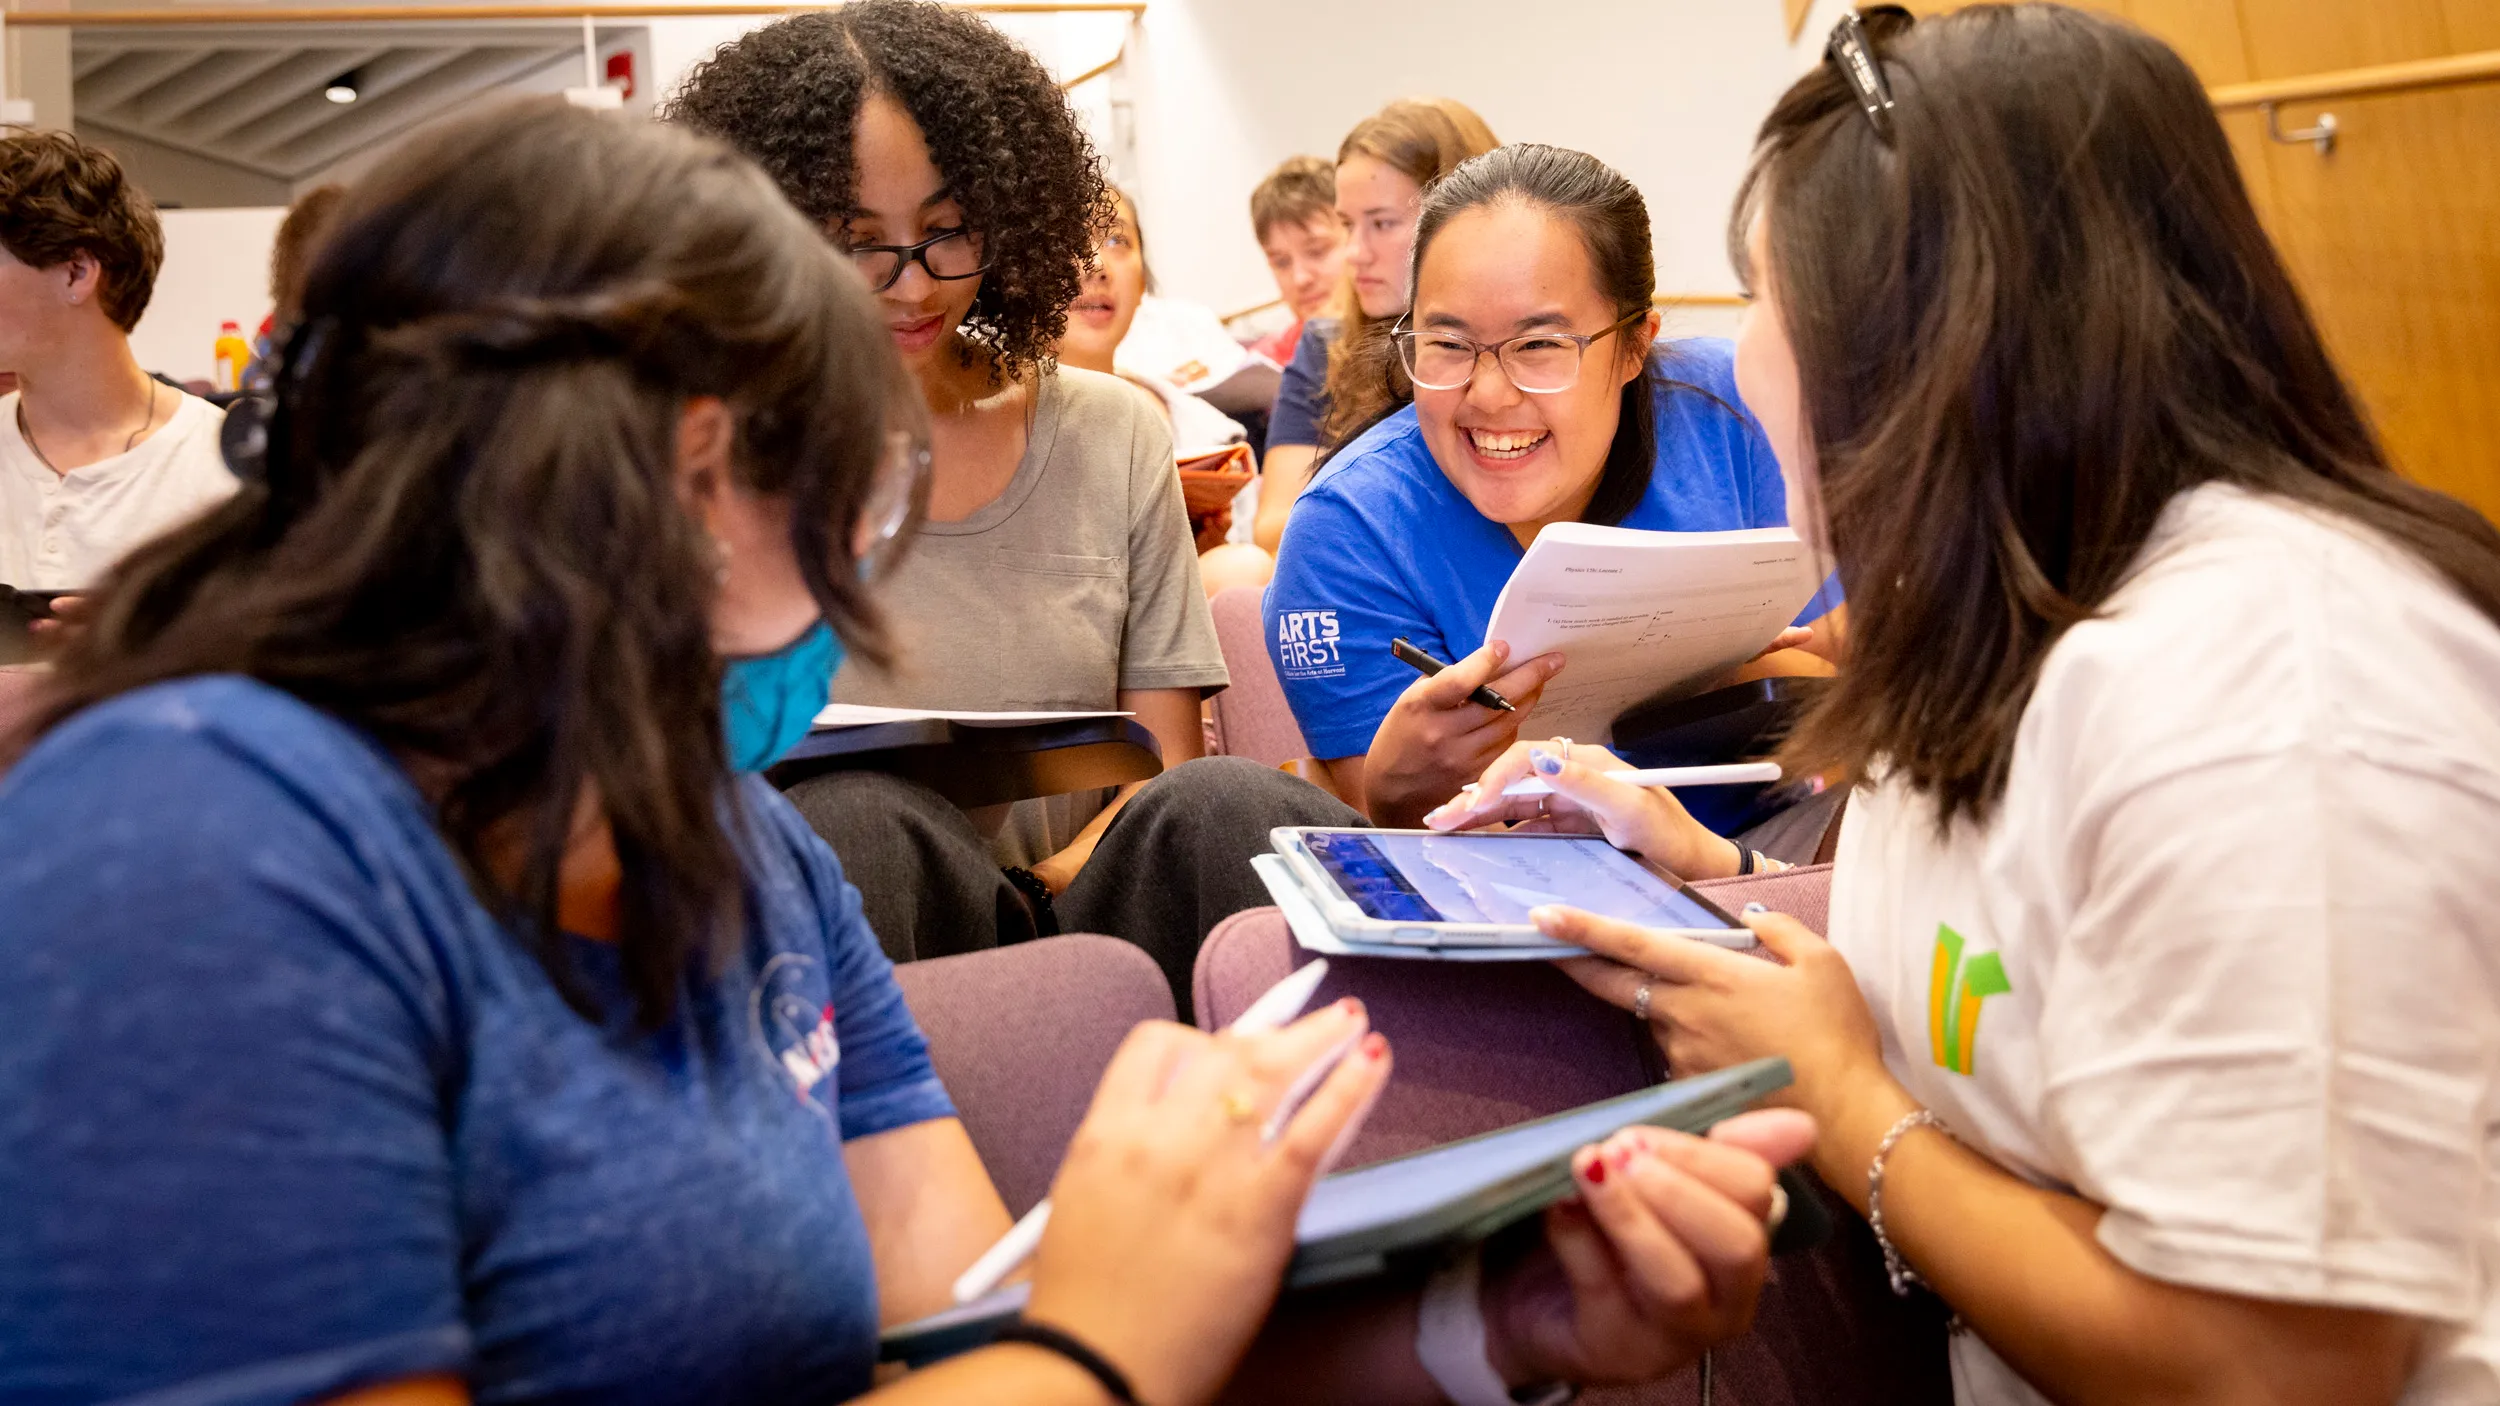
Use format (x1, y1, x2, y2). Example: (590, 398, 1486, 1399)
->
(1265, 338, 1839, 761)
(0, 676, 956, 1406)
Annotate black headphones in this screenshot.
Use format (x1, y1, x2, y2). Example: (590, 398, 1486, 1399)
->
(216, 315, 333, 489)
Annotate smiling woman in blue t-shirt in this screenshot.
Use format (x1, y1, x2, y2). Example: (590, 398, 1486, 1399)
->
(1266, 144, 1845, 826)
(0, 98, 1815, 1406)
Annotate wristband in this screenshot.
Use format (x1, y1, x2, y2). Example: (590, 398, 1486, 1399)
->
(1000, 865, 1061, 938)
(1416, 1245, 1576, 1406)
(993, 1318, 1139, 1404)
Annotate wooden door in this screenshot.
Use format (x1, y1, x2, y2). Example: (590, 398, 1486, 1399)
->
(1908, 0, 2500, 521)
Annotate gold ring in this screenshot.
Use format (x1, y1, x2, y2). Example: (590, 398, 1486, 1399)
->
(1538, 795, 1551, 819)
(1221, 1090, 1258, 1125)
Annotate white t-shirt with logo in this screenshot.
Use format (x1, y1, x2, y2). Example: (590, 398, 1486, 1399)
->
(1828, 483, 2500, 1404)
(1114, 293, 1251, 397)
(0, 390, 238, 590)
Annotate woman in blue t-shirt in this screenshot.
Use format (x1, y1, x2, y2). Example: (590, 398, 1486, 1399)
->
(0, 100, 1812, 1406)
(1265, 144, 1845, 827)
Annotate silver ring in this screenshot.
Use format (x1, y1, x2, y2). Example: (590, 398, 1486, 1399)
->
(1538, 795, 1551, 818)
(1557, 737, 1574, 766)
(1765, 1180, 1790, 1233)
(1633, 980, 1654, 1022)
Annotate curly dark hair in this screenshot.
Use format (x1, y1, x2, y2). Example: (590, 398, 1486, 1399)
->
(663, 0, 1113, 382)
(0, 128, 163, 332)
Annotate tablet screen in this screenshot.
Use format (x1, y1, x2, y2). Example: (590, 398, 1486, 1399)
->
(1300, 831, 1734, 929)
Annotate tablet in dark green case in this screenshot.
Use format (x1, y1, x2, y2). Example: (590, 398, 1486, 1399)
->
(880, 1057, 1792, 1368)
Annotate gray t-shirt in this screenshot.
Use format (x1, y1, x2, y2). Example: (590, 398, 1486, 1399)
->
(834, 367, 1229, 866)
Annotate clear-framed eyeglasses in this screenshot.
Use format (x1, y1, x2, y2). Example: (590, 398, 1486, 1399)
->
(847, 227, 990, 295)
(854, 429, 932, 579)
(1391, 309, 1649, 394)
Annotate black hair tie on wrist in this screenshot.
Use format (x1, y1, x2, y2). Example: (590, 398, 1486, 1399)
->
(992, 1319, 1140, 1404)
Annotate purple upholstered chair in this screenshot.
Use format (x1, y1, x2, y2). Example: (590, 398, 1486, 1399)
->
(892, 933, 1173, 1217)
(0, 666, 45, 751)
(1191, 866, 1952, 1406)
(1205, 585, 1311, 767)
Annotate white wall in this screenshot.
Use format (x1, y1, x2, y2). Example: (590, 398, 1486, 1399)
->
(169, 0, 1855, 375)
(1127, 0, 1854, 322)
(129, 207, 286, 384)
(647, 0, 1852, 332)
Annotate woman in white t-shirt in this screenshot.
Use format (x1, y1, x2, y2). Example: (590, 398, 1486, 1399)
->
(1428, 8, 2500, 1404)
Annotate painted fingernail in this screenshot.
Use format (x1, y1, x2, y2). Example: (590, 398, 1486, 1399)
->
(1363, 1032, 1388, 1060)
(1582, 1152, 1608, 1186)
(1336, 996, 1363, 1016)
(1531, 749, 1562, 775)
(1608, 1145, 1637, 1174)
(1743, 902, 1768, 915)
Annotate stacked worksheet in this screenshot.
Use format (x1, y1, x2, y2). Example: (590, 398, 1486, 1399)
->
(1483, 524, 1827, 743)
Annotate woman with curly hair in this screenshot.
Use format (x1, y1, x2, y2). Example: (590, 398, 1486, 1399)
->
(667, 0, 1357, 1007)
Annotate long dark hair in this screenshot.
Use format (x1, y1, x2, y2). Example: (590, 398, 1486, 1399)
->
(1744, 5, 2500, 825)
(1315, 97, 1500, 448)
(20, 99, 927, 1025)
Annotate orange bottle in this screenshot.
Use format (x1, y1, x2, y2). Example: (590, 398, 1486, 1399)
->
(212, 320, 252, 392)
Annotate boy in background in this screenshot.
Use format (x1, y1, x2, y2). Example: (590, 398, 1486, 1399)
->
(1245, 155, 1347, 367)
(0, 131, 233, 593)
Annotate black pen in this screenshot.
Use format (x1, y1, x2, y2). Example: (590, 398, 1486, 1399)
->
(1390, 637, 1516, 713)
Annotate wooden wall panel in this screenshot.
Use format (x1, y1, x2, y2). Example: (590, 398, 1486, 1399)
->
(2112, 0, 2255, 82)
(1856, 0, 2498, 519)
(2234, 0, 2455, 75)
(2253, 83, 2500, 515)
(2445, 1, 2500, 54)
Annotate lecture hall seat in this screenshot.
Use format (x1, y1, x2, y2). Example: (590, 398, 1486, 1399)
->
(0, 666, 44, 751)
(1206, 585, 1312, 768)
(1191, 866, 1953, 1406)
(890, 932, 1174, 1218)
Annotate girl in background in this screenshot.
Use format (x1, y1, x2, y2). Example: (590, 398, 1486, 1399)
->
(1253, 96, 1498, 554)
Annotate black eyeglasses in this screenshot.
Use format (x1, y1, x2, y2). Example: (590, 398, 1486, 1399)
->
(846, 227, 990, 294)
(1825, 6, 1911, 143)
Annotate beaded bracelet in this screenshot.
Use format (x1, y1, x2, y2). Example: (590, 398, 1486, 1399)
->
(1868, 1108, 1949, 1297)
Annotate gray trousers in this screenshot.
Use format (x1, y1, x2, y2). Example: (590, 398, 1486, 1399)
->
(784, 756, 1363, 1018)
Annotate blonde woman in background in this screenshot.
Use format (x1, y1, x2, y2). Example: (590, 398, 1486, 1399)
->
(1254, 97, 1497, 554)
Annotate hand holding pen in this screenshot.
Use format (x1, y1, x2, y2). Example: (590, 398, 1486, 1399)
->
(951, 960, 1344, 1305)
(1366, 638, 1568, 829)
(1001, 984, 1391, 1406)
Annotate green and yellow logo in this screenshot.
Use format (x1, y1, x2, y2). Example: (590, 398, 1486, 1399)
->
(1927, 924, 2009, 1076)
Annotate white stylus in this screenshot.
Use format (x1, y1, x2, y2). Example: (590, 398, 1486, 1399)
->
(1498, 761, 1783, 798)
(948, 957, 1334, 1305)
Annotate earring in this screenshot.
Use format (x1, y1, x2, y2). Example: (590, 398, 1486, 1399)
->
(712, 536, 732, 585)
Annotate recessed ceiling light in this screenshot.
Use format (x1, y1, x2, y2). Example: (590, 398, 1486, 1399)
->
(324, 73, 359, 104)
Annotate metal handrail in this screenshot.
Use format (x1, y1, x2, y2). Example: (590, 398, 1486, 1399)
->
(2, 1, 1142, 24)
